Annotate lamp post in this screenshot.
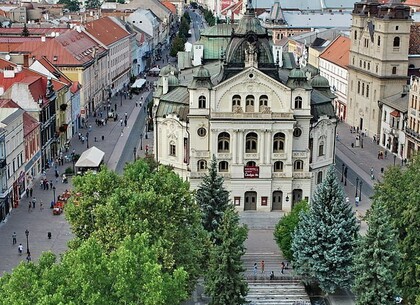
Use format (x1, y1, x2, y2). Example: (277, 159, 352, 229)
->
(120, 90, 123, 106)
(341, 163, 344, 182)
(393, 154, 396, 166)
(140, 133, 143, 150)
(355, 177, 359, 197)
(71, 152, 75, 174)
(52, 186, 56, 205)
(344, 166, 348, 186)
(359, 180, 363, 201)
(133, 146, 137, 161)
(25, 229, 29, 254)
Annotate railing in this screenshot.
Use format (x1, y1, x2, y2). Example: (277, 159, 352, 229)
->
(212, 112, 294, 119)
(292, 172, 312, 179)
(216, 153, 232, 159)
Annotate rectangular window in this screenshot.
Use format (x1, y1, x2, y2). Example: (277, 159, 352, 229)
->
(234, 197, 241, 206)
(169, 143, 176, 156)
(261, 197, 268, 206)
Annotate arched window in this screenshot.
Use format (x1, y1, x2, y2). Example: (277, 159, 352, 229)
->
(232, 95, 241, 107)
(318, 141, 325, 156)
(198, 96, 206, 109)
(197, 160, 207, 171)
(246, 161, 256, 167)
(273, 132, 285, 152)
(294, 160, 303, 171)
(274, 161, 284, 172)
(245, 132, 258, 153)
(259, 95, 268, 111)
(393, 37, 400, 47)
(294, 96, 303, 109)
(245, 95, 255, 112)
(392, 66, 397, 74)
(377, 35, 381, 46)
(218, 132, 230, 152)
(219, 161, 229, 172)
(317, 171, 323, 184)
(169, 141, 176, 156)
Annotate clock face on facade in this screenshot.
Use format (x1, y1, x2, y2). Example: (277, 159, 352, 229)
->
(293, 128, 302, 137)
(197, 127, 207, 137)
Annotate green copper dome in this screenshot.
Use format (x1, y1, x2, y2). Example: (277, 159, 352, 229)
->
(311, 75, 330, 88)
(289, 68, 306, 79)
(168, 75, 179, 87)
(159, 64, 179, 76)
(195, 66, 211, 78)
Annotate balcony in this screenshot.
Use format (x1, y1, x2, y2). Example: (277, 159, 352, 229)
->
(216, 152, 232, 160)
(189, 172, 207, 178)
(272, 152, 287, 159)
(244, 153, 259, 160)
(293, 150, 308, 158)
(405, 127, 420, 140)
(211, 112, 293, 120)
(192, 150, 210, 158)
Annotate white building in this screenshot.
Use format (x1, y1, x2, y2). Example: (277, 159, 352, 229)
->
(405, 76, 420, 159)
(319, 35, 350, 121)
(153, 5, 337, 212)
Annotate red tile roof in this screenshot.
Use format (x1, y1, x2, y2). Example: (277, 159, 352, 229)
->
(28, 29, 107, 66)
(0, 28, 69, 36)
(0, 58, 67, 105)
(70, 81, 81, 94)
(319, 36, 350, 69)
(409, 24, 420, 55)
(37, 56, 72, 86)
(84, 16, 130, 46)
(13, 40, 53, 54)
(23, 111, 40, 136)
(162, 1, 177, 15)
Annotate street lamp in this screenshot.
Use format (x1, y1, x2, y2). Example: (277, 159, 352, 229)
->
(120, 90, 123, 106)
(52, 186, 56, 205)
(355, 177, 359, 197)
(344, 166, 348, 186)
(140, 133, 143, 150)
(133, 146, 137, 161)
(341, 163, 345, 182)
(359, 181, 363, 201)
(25, 229, 30, 254)
(72, 153, 76, 174)
(393, 154, 396, 166)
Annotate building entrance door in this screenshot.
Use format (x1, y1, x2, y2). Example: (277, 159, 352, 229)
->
(272, 191, 283, 211)
(292, 189, 303, 208)
(244, 191, 257, 210)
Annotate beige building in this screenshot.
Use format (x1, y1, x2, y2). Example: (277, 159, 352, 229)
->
(406, 76, 420, 158)
(153, 6, 337, 212)
(346, 1, 412, 137)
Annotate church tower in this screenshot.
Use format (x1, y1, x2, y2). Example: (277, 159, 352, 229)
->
(347, 0, 411, 136)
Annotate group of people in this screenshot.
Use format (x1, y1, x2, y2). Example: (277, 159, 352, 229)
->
(13, 233, 32, 263)
(252, 260, 289, 279)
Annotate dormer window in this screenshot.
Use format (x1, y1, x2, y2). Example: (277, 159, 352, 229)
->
(294, 96, 303, 109)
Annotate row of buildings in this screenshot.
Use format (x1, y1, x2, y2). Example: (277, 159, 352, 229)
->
(0, 0, 182, 221)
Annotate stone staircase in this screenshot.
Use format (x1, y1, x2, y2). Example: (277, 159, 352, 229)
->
(243, 251, 310, 305)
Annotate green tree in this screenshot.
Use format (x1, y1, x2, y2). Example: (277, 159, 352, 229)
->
(183, 11, 191, 24)
(170, 36, 185, 57)
(373, 154, 420, 304)
(196, 155, 230, 241)
(274, 200, 308, 260)
(205, 206, 248, 305)
(57, 0, 80, 12)
(66, 160, 205, 293)
(85, 0, 101, 8)
(292, 165, 359, 294)
(179, 18, 190, 38)
(353, 201, 400, 305)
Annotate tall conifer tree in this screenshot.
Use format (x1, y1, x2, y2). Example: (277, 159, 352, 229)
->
(353, 201, 400, 305)
(196, 155, 230, 241)
(292, 165, 359, 293)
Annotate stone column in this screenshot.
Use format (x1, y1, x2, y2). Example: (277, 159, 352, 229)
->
(238, 130, 244, 164)
(232, 130, 237, 164)
(259, 130, 265, 164)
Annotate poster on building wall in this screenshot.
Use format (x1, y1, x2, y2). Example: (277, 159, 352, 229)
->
(244, 166, 259, 178)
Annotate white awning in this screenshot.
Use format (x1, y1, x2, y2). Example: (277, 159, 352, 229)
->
(75, 146, 105, 168)
(131, 78, 146, 88)
(150, 67, 160, 72)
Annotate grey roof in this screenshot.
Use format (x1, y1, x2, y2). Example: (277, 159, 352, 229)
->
(160, 86, 189, 103)
(0, 108, 23, 125)
(267, 0, 355, 11)
(311, 89, 335, 121)
(381, 92, 409, 113)
(157, 101, 189, 121)
(283, 11, 352, 28)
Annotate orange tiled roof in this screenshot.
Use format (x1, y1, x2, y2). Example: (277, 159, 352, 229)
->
(37, 56, 72, 86)
(319, 36, 350, 69)
(12, 39, 53, 53)
(84, 16, 130, 47)
(70, 81, 81, 94)
(28, 30, 107, 66)
(162, 1, 177, 15)
(23, 111, 40, 136)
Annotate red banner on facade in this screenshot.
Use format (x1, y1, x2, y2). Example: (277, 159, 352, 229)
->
(244, 166, 259, 178)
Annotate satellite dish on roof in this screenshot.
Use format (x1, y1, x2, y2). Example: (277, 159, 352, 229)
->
(5, 54, 11, 61)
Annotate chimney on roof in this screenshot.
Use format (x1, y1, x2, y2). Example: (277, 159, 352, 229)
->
(16, 65, 22, 72)
(41, 36, 46, 42)
(0, 86, 4, 96)
(4, 69, 15, 78)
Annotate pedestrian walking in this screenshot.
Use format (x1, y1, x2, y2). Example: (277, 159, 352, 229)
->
(26, 253, 31, 263)
(281, 262, 285, 274)
(29, 187, 33, 197)
(384, 150, 388, 158)
(40, 200, 43, 211)
(253, 262, 257, 276)
(261, 260, 265, 274)
(32, 197, 36, 209)
(12, 232, 17, 245)
(26, 188, 29, 198)
(120, 119, 123, 126)
(270, 271, 275, 280)
(28, 201, 31, 213)
(355, 196, 360, 207)
(18, 244, 23, 255)
(124, 119, 127, 127)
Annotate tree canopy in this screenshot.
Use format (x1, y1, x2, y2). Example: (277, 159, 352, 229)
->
(274, 200, 308, 260)
(353, 201, 400, 305)
(292, 166, 359, 293)
(65, 160, 205, 293)
(205, 206, 248, 305)
(57, 0, 80, 12)
(373, 154, 420, 304)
